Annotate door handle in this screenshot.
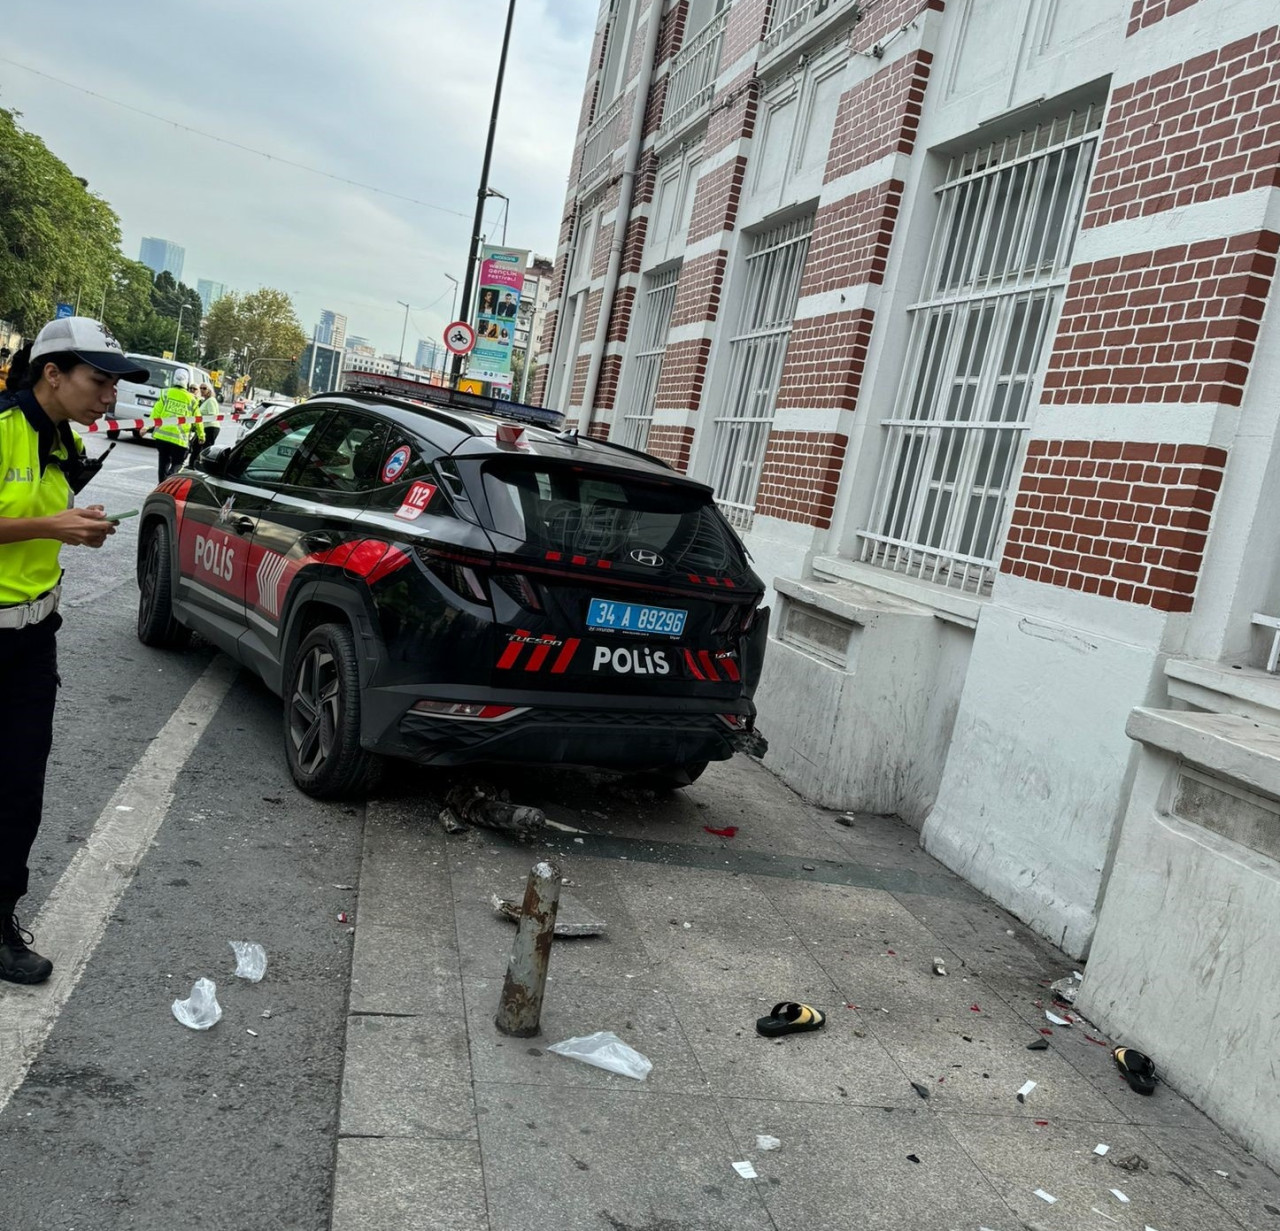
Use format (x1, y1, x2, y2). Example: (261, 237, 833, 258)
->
(230, 515, 255, 535)
(303, 531, 337, 552)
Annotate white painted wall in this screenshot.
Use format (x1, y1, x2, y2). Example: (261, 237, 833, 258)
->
(1082, 719, 1280, 1171)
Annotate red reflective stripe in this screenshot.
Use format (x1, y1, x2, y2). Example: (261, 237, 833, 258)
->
(545, 551, 561, 561)
(720, 656, 741, 682)
(724, 578, 736, 588)
(688, 575, 701, 584)
(524, 635, 558, 671)
(684, 650, 705, 680)
(596, 560, 611, 569)
(497, 629, 532, 669)
(571, 555, 587, 566)
(707, 578, 720, 587)
(550, 638, 580, 674)
(698, 650, 721, 681)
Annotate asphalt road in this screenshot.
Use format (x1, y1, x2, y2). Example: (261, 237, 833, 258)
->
(0, 429, 367, 1231)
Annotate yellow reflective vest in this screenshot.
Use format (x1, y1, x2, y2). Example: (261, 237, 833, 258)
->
(0, 396, 81, 604)
(151, 386, 203, 447)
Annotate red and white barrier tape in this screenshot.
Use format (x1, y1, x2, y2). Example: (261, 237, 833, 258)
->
(87, 411, 262, 433)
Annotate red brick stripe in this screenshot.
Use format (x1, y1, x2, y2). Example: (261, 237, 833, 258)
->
(1126, 0, 1202, 37)
(799, 181, 904, 295)
(1042, 231, 1278, 407)
(1002, 440, 1227, 612)
(755, 432, 849, 529)
(1084, 27, 1280, 228)
(825, 52, 933, 183)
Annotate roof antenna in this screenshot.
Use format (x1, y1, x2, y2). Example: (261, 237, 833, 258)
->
(557, 427, 580, 445)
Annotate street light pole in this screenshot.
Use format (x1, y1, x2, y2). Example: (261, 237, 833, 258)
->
(445, 273, 459, 326)
(173, 304, 188, 361)
(396, 300, 411, 377)
(451, 0, 517, 383)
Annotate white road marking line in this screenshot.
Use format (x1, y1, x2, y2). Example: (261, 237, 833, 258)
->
(0, 655, 238, 1113)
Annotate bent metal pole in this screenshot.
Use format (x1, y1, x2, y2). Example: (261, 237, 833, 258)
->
(495, 860, 562, 1037)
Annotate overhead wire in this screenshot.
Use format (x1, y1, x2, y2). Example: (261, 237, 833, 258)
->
(0, 56, 470, 218)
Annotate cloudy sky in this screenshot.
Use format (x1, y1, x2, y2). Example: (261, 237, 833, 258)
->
(2, 0, 594, 357)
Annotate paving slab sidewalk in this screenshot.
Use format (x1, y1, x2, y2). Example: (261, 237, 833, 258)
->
(331, 757, 1280, 1231)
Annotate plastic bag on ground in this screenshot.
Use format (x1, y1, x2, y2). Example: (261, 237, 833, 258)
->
(229, 941, 267, 982)
(172, 977, 223, 1030)
(546, 1030, 652, 1080)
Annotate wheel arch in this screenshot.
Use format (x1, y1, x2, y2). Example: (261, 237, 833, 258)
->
(270, 577, 380, 697)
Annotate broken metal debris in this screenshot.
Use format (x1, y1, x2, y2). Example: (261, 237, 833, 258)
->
(836, 813, 856, 827)
(932, 957, 947, 976)
(491, 891, 606, 937)
(495, 861, 562, 1038)
(445, 782, 547, 839)
(1050, 971, 1083, 1004)
(1027, 1038, 1050, 1051)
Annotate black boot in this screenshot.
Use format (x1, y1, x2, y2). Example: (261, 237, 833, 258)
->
(0, 909, 53, 985)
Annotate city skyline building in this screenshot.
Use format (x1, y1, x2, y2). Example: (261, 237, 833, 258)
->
(138, 237, 185, 282)
(317, 309, 347, 350)
(196, 279, 226, 315)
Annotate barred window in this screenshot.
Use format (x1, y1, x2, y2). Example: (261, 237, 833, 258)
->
(708, 214, 814, 531)
(619, 268, 679, 451)
(858, 105, 1102, 592)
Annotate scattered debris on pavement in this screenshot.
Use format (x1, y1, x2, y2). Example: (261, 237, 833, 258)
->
(332, 883, 354, 891)
(1110, 1188, 1131, 1204)
(172, 977, 222, 1031)
(546, 1031, 652, 1080)
(836, 812, 856, 827)
(931, 957, 948, 976)
(491, 892, 606, 937)
(1017, 1080, 1037, 1104)
(906, 1153, 921, 1164)
(732, 1160, 758, 1179)
(1033, 1188, 1057, 1203)
(756, 1135, 781, 1151)
(1027, 1037, 1050, 1050)
(1045, 1010, 1072, 1026)
(1094, 1143, 1110, 1156)
(1111, 1153, 1150, 1173)
(246, 1029, 259, 1037)
(910, 1081, 930, 1100)
(229, 940, 267, 982)
(1050, 971, 1083, 1004)
(337, 911, 348, 924)
(704, 825, 738, 837)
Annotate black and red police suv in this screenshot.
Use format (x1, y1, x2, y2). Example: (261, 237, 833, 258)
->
(135, 381, 769, 798)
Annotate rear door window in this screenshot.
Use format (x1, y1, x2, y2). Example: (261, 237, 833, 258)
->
(227, 408, 329, 486)
(480, 460, 748, 575)
(283, 411, 388, 493)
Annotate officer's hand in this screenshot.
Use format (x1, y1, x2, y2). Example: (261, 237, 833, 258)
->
(47, 507, 116, 548)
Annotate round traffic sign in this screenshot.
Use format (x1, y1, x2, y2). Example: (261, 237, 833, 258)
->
(444, 320, 476, 355)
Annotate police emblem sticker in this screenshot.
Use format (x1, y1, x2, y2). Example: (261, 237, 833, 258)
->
(381, 446, 411, 484)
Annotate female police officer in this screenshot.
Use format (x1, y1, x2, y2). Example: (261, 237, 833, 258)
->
(0, 315, 147, 983)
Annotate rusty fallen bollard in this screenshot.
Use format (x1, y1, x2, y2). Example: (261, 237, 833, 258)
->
(495, 860, 562, 1037)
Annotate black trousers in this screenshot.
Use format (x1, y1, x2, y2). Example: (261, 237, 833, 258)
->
(157, 441, 187, 481)
(0, 614, 60, 903)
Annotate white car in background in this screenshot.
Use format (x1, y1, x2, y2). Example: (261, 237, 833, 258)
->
(110, 353, 215, 443)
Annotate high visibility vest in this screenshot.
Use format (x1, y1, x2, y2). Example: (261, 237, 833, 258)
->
(0, 398, 78, 604)
(151, 386, 200, 447)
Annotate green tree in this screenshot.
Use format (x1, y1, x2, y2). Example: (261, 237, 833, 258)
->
(202, 287, 306, 391)
(0, 108, 121, 333)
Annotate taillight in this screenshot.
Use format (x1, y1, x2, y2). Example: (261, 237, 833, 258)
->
(410, 701, 527, 722)
(416, 546, 492, 605)
(492, 572, 543, 611)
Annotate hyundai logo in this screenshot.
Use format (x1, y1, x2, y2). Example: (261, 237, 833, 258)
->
(630, 549, 664, 567)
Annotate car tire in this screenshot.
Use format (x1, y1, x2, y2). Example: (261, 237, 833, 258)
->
(136, 521, 191, 649)
(284, 623, 382, 799)
(643, 760, 708, 791)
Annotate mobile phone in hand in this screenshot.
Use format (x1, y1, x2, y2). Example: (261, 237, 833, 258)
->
(105, 509, 139, 523)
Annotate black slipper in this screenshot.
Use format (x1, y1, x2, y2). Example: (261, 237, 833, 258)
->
(756, 1001, 825, 1037)
(1113, 1046, 1157, 1095)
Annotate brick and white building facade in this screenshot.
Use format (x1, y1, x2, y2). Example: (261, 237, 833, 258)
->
(537, 0, 1280, 1162)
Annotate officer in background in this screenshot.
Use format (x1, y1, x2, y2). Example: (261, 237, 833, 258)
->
(0, 315, 147, 983)
(151, 368, 203, 481)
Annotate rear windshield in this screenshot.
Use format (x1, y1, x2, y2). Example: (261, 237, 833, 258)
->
(127, 357, 182, 388)
(481, 460, 748, 574)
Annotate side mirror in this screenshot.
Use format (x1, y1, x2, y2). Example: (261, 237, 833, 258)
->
(196, 445, 230, 475)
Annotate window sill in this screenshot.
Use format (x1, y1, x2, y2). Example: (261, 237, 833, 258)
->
(758, 1, 862, 77)
(810, 556, 987, 629)
(1165, 658, 1280, 727)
